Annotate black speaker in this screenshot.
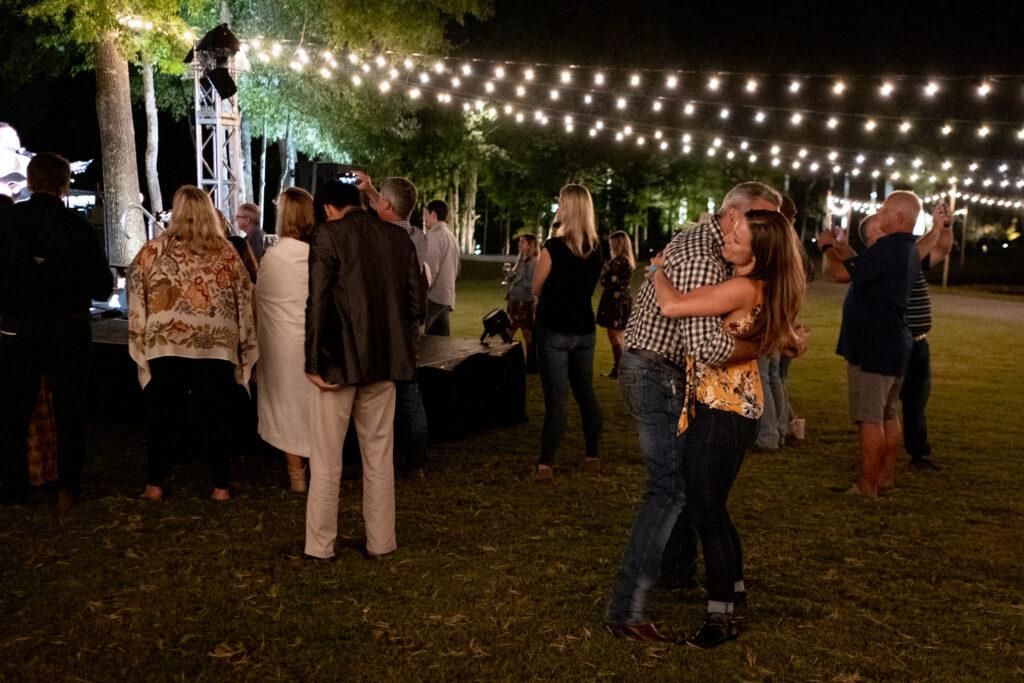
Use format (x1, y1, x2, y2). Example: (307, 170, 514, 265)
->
(481, 308, 513, 344)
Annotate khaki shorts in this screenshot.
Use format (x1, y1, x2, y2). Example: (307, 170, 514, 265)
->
(847, 364, 902, 424)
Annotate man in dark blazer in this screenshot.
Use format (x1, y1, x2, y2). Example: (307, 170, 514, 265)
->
(303, 181, 426, 561)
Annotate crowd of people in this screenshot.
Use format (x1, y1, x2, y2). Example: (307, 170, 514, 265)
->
(0, 150, 951, 648)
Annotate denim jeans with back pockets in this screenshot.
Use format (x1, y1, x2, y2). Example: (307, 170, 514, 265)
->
(605, 351, 697, 624)
(536, 327, 603, 465)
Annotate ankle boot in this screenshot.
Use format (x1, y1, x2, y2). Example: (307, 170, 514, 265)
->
(287, 462, 308, 493)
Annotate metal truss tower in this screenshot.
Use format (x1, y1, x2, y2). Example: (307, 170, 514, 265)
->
(193, 62, 244, 221)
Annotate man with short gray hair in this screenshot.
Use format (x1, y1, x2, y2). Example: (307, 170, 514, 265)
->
(605, 181, 783, 643)
(354, 171, 430, 478)
(235, 202, 266, 263)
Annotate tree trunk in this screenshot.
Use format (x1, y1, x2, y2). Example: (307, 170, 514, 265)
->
(96, 32, 145, 267)
(220, 0, 231, 24)
(459, 166, 478, 253)
(277, 135, 295, 193)
(240, 112, 253, 203)
(258, 123, 268, 228)
(141, 58, 163, 215)
(448, 171, 461, 243)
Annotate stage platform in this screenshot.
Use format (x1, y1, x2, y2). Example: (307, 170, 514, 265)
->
(88, 318, 528, 443)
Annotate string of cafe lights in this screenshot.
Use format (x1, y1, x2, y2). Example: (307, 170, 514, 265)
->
(832, 190, 1024, 215)
(253, 41, 1024, 188)
(114, 17, 1024, 206)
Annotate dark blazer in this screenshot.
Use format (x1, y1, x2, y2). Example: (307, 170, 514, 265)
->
(305, 209, 426, 386)
(0, 193, 112, 324)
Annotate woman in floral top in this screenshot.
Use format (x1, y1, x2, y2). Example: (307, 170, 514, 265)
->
(128, 186, 257, 502)
(595, 231, 635, 378)
(650, 209, 805, 648)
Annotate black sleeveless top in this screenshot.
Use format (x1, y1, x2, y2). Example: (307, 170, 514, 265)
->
(535, 236, 603, 335)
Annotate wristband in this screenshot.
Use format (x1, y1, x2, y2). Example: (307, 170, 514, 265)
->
(649, 264, 661, 274)
(820, 244, 833, 254)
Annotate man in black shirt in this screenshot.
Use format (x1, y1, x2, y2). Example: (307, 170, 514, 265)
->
(0, 153, 113, 511)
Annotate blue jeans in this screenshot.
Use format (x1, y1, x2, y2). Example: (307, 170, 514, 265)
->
(900, 338, 931, 460)
(394, 381, 428, 470)
(536, 328, 603, 465)
(606, 351, 696, 624)
(755, 355, 790, 449)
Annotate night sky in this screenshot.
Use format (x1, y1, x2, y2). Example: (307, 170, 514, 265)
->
(3, 0, 1023, 195)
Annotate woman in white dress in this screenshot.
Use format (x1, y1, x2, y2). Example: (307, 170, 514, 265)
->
(255, 188, 317, 491)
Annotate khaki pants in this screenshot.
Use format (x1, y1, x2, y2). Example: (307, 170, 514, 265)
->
(305, 380, 397, 558)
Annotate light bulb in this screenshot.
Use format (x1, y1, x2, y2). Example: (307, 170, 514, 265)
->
(790, 113, 803, 126)
(925, 81, 939, 97)
(833, 80, 846, 95)
(629, 73, 641, 87)
(745, 78, 758, 93)
(899, 120, 912, 133)
(865, 119, 877, 132)
(827, 117, 839, 129)
(708, 76, 720, 91)
(684, 103, 696, 116)
(616, 97, 627, 109)
(879, 81, 894, 97)
(560, 70, 572, 84)
(789, 80, 801, 93)
(666, 75, 678, 89)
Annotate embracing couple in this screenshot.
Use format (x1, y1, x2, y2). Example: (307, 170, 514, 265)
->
(604, 182, 807, 649)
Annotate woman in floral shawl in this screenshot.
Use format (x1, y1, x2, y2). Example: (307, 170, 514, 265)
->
(128, 186, 257, 502)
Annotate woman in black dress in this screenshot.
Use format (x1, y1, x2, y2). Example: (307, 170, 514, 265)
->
(595, 231, 635, 378)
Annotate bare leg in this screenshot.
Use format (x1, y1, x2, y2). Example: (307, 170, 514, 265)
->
(286, 452, 308, 492)
(878, 418, 902, 490)
(856, 422, 885, 498)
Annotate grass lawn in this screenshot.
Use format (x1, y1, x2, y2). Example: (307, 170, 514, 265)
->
(2, 267, 1023, 681)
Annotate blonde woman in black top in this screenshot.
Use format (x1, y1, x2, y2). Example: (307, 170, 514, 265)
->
(530, 184, 604, 480)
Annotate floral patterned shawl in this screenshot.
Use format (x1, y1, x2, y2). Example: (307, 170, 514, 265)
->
(128, 234, 258, 389)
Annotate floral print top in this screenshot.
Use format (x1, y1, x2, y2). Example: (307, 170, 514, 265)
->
(596, 255, 634, 331)
(678, 284, 764, 434)
(128, 234, 258, 389)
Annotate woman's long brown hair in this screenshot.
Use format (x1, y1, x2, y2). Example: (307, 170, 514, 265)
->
(739, 209, 806, 356)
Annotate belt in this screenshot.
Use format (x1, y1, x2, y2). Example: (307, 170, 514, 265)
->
(913, 333, 928, 342)
(626, 347, 686, 374)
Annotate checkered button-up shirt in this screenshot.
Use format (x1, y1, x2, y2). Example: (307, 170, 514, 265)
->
(394, 219, 428, 272)
(624, 216, 735, 368)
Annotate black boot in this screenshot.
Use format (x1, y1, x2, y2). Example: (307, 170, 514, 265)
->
(685, 612, 737, 649)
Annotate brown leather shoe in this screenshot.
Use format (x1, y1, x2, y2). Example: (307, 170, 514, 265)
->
(604, 622, 680, 644)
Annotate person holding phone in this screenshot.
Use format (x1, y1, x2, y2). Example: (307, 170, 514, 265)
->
(818, 191, 925, 498)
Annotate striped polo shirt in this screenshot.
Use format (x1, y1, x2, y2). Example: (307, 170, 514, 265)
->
(906, 258, 932, 337)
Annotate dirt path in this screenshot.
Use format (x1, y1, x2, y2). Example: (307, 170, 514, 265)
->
(811, 281, 1024, 326)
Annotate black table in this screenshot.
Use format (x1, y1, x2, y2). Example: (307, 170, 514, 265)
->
(88, 319, 527, 443)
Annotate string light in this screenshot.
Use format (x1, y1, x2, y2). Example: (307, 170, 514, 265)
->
(879, 81, 895, 97)
(594, 72, 605, 86)
(218, 39, 1024, 184)
(616, 97, 627, 109)
(977, 81, 992, 97)
(560, 69, 572, 84)
(629, 74, 641, 87)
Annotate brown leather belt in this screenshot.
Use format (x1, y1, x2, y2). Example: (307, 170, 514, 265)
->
(626, 347, 686, 374)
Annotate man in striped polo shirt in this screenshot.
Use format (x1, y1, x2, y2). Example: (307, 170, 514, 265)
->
(901, 204, 954, 470)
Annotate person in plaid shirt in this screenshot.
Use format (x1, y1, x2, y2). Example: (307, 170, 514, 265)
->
(605, 182, 782, 642)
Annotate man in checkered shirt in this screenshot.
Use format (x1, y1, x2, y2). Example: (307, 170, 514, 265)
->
(605, 182, 782, 641)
